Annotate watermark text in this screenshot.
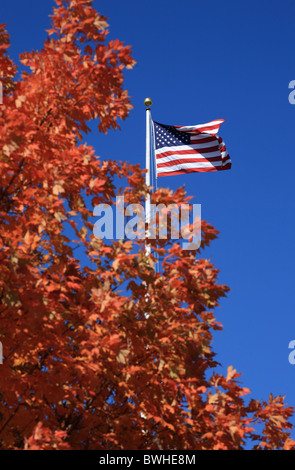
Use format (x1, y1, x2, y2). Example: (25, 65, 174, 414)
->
(288, 81, 295, 104)
(93, 197, 201, 250)
(288, 340, 295, 364)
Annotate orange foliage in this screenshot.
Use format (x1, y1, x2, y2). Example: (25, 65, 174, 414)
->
(0, 0, 294, 450)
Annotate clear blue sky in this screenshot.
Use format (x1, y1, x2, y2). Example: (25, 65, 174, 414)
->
(2, 0, 295, 427)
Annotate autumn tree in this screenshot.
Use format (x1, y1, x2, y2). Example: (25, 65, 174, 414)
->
(0, 0, 294, 450)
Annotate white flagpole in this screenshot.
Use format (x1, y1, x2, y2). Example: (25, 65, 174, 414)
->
(144, 97, 153, 256)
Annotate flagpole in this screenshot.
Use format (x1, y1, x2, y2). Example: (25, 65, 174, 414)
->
(144, 97, 152, 257)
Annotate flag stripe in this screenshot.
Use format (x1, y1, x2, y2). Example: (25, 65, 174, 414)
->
(157, 163, 231, 177)
(158, 160, 224, 173)
(190, 134, 218, 142)
(156, 141, 220, 155)
(156, 146, 220, 159)
(175, 119, 225, 132)
(157, 156, 222, 168)
(157, 151, 222, 164)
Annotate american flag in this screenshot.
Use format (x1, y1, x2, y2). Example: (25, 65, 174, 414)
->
(153, 119, 231, 177)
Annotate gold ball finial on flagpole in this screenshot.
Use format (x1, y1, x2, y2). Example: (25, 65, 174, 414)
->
(144, 97, 153, 108)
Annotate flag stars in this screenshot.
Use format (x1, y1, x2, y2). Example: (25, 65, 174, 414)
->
(154, 122, 190, 149)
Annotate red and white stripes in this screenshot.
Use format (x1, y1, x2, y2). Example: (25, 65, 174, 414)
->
(155, 119, 231, 177)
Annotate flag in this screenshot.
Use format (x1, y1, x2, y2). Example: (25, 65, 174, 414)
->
(153, 119, 231, 177)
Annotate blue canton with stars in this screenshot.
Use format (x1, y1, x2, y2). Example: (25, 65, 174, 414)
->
(153, 121, 191, 150)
